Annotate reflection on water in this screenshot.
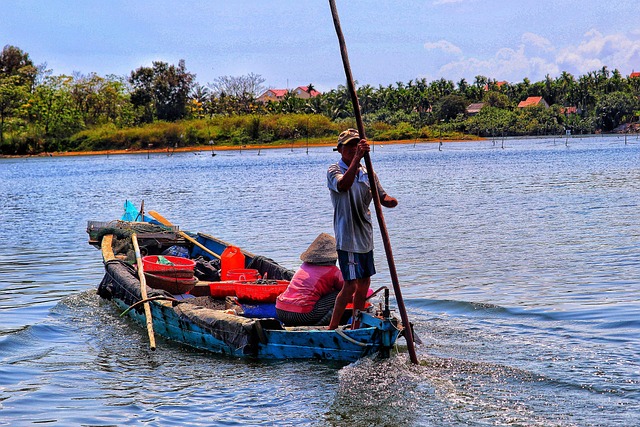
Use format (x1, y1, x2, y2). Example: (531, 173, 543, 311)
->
(0, 137, 638, 426)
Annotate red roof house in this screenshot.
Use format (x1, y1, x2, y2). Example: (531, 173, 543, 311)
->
(256, 89, 289, 103)
(483, 81, 508, 91)
(466, 102, 485, 116)
(630, 72, 640, 79)
(517, 96, 549, 108)
(257, 86, 322, 103)
(294, 86, 321, 99)
(560, 106, 578, 115)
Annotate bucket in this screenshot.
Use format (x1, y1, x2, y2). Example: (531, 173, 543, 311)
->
(220, 246, 245, 280)
(142, 255, 195, 273)
(144, 272, 197, 294)
(226, 269, 260, 281)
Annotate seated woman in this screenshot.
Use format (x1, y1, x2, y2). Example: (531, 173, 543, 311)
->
(276, 233, 344, 326)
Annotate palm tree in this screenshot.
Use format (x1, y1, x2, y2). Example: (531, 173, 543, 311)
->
(542, 74, 557, 105)
(357, 84, 374, 115)
(606, 69, 625, 93)
(556, 71, 576, 106)
(456, 78, 469, 97)
(628, 74, 640, 97)
(576, 74, 596, 113)
(473, 75, 488, 90)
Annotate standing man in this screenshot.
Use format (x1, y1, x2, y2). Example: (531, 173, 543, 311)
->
(327, 128, 397, 329)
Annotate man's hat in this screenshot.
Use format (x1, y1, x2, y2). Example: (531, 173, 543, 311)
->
(300, 233, 338, 265)
(334, 128, 360, 151)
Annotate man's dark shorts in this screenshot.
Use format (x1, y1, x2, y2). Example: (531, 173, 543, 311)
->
(337, 249, 376, 281)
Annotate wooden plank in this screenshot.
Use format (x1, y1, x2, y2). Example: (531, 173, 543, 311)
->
(101, 234, 116, 262)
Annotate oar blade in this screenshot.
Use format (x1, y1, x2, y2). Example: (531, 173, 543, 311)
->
(148, 210, 172, 227)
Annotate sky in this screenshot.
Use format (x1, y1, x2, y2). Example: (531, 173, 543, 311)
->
(3, 0, 640, 93)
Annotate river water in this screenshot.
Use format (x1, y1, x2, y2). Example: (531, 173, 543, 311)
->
(1, 136, 638, 426)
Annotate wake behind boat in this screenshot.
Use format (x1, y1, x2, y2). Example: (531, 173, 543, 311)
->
(86, 201, 405, 362)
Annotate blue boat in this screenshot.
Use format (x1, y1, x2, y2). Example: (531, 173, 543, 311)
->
(86, 202, 404, 362)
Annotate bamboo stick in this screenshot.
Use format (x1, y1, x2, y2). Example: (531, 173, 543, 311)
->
(132, 233, 156, 351)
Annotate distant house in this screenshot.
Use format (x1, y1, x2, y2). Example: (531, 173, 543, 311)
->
(293, 86, 321, 99)
(483, 81, 508, 91)
(466, 102, 484, 116)
(257, 86, 322, 103)
(560, 106, 578, 116)
(630, 71, 640, 79)
(517, 96, 549, 108)
(256, 89, 289, 103)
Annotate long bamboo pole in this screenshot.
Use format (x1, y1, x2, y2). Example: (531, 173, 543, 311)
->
(132, 233, 156, 350)
(328, 0, 418, 364)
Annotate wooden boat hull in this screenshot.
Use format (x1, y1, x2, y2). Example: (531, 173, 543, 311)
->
(113, 297, 399, 361)
(98, 258, 400, 362)
(89, 208, 402, 362)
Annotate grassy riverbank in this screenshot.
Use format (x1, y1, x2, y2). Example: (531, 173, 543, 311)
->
(1, 113, 481, 157)
(8, 135, 479, 158)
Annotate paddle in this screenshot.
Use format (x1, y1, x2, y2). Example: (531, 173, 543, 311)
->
(147, 210, 221, 260)
(131, 232, 156, 351)
(328, 0, 418, 364)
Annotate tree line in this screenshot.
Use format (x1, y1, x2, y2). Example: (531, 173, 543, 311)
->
(1, 44, 639, 155)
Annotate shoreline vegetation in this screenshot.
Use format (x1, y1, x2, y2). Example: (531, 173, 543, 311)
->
(1, 136, 479, 158)
(2, 45, 639, 158)
(4, 130, 639, 159)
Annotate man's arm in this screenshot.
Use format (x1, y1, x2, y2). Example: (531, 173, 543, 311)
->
(381, 194, 398, 208)
(337, 139, 369, 192)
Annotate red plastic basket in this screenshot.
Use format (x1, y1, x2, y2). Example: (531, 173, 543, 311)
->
(209, 281, 237, 298)
(234, 280, 289, 303)
(144, 272, 196, 294)
(142, 255, 195, 273)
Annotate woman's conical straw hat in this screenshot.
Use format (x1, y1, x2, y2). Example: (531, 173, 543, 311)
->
(300, 233, 338, 265)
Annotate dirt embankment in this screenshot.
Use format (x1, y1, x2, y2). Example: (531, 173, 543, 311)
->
(3, 137, 461, 158)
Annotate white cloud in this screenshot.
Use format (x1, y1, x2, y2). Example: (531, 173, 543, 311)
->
(556, 30, 640, 75)
(440, 43, 558, 82)
(423, 39, 463, 56)
(521, 32, 553, 52)
(434, 30, 640, 82)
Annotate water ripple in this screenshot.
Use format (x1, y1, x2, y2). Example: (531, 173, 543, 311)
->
(1, 139, 639, 426)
